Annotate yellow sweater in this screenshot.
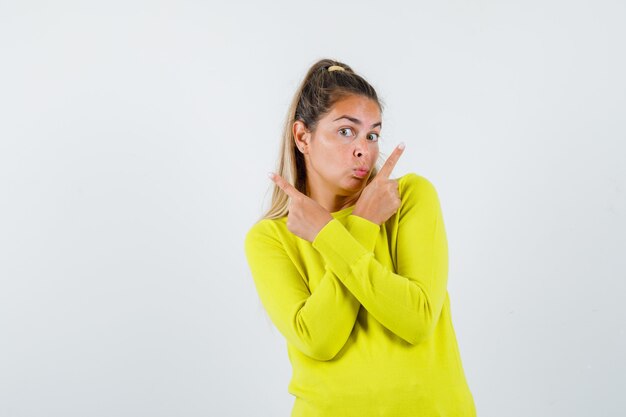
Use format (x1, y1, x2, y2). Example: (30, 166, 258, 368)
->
(244, 173, 476, 417)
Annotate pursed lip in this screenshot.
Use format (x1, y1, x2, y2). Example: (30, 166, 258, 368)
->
(353, 167, 369, 177)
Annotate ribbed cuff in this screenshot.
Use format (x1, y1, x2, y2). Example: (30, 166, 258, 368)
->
(345, 214, 380, 253)
(312, 219, 370, 279)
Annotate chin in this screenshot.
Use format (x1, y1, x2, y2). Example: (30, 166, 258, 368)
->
(344, 177, 366, 190)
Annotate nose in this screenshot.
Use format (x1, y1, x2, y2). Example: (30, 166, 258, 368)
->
(353, 136, 369, 158)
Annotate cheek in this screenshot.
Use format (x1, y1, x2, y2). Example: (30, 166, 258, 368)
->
(369, 145, 380, 161)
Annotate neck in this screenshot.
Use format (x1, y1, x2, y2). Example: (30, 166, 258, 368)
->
(306, 181, 361, 213)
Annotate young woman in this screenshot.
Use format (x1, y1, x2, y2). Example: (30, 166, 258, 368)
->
(244, 59, 476, 417)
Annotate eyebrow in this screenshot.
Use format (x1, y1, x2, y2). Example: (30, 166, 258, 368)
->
(333, 115, 382, 129)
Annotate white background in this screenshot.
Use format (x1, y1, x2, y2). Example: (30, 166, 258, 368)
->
(1, 1, 624, 416)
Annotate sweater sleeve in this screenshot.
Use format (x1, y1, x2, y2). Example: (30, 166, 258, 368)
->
(244, 216, 380, 361)
(311, 173, 448, 345)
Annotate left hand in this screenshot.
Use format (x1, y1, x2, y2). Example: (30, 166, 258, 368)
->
(268, 172, 333, 242)
(352, 143, 405, 225)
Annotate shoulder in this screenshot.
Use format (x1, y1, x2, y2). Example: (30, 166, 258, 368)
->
(245, 218, 280, 241)
(244, 217, 288, 252)
(393, 172, 443, 218)
(396, 172, 440, 201)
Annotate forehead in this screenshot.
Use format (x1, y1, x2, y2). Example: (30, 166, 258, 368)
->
(326, 95, 381, 120)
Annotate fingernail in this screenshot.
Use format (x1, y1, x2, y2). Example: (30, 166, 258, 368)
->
(398, 142, 405, 150)
(267, 172, 274, 179)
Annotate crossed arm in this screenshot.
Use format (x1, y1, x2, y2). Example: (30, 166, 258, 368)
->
(244, 174, 449, 361)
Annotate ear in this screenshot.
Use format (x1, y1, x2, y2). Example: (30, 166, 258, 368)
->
(293, 120, 311, 154)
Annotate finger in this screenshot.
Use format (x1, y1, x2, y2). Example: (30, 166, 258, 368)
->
(377, 142, 405, 180)
(268, 172, 303, 199)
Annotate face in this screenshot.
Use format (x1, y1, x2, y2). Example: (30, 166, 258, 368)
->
(294, 94, 381, 198)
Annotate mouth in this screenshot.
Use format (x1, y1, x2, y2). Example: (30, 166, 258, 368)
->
(353, 168, 369, 178)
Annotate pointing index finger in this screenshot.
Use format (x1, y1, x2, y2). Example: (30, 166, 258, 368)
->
(377, 142, 405, 180)
(268, 172, 302, 199)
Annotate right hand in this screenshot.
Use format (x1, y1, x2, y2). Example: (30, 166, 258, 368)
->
(352, 143, 405, 225)
(268, 172, 333, 243)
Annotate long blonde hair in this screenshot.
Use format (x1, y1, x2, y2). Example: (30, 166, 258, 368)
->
(260, 58, 385, 221)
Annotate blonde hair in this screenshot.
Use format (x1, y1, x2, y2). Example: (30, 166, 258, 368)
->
(260, 58, 385, 221)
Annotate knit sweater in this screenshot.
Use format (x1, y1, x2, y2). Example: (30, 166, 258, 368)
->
(244, 172, 476, 417)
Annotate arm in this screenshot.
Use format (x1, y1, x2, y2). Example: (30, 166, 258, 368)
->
(311, 174, 448, 345)
(244, 216, 379, 361)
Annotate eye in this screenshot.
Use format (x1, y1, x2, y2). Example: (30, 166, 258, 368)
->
(367, 132, 380, 142)
(338, 127, 354, 137)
